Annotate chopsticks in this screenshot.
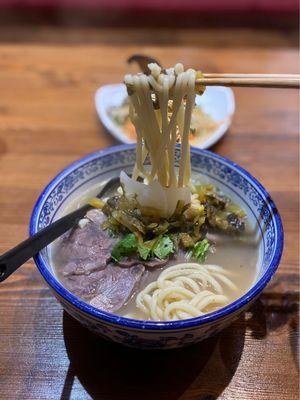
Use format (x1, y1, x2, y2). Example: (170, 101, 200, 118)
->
(126, 73, 300, 90)
(198, 74, 300, 89)
(126, 55, 299, 89)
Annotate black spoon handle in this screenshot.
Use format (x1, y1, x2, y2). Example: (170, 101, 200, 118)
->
(0, 204, 90, 283)
(0, 176, 120, 283)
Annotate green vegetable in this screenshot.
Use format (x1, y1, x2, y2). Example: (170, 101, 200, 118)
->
(112, 210, 146, 234)
(153, 221, 169, 235)
(179, 233, 195, 248)
(104, 181, 247, 263)
(225, 204, 246, 218)
(187, 239, 210, 262)
(102, 215, 120, 229)
(152, 236, 174, 259)
(137, 242, 152, 260)
(111, 233, 138, 262)
(193, 239, 210, 261)
(171, 200, 185, 218)
(169, 233, 180, 251)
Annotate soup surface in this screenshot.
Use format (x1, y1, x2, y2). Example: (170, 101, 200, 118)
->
(50, 176, 259, 321)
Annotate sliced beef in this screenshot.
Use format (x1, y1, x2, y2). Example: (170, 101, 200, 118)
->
(116, 250, 187, 269)
(118, 256, 169, 268)
(63, 263, 144, 312)
(55, 208, 191, 314)
(59, 209, 117, 276)
(89, 264, 145, 312)
(144, 258, 169, 268)
(116, 257, 138, 268)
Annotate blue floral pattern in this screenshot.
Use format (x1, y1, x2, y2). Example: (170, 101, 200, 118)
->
(58, 293, 249, 349)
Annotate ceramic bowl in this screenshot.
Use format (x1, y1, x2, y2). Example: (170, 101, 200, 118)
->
(95, 84, 235, 149)
(30, 145, 283, 349)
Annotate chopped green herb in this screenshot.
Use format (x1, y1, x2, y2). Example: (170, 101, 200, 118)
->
(111, 233, 138, 262)
(187, 239, 210, 262)
(137, 243, 151, 260)
(152, 235, 174, 259)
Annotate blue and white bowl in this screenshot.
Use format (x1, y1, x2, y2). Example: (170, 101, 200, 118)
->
(30, 145, 283, 350)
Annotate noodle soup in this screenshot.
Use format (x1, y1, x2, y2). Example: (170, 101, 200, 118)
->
(50, 63, 259, 322)
(51, 176, 259, 322)
(118, 234, 258, 320)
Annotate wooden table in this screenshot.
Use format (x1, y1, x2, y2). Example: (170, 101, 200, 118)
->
(0, 27, 299, 400)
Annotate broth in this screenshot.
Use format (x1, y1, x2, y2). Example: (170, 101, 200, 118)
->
(51, 178, 259, 321)
(118, 234, 258, 319)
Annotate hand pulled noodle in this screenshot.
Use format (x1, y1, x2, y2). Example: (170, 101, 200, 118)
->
(123, 63, 205, 217)
(134, 263, 237, 321)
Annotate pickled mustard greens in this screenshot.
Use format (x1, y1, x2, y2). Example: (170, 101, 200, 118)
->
(95, 182, 246, 263)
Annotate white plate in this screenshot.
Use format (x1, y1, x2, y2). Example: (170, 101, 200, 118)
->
(95, 84, 235, 149)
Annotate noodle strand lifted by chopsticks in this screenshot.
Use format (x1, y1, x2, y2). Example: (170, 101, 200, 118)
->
(124, 63, 203, 189)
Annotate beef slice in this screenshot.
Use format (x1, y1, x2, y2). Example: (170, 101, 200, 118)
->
(64, 263, 145, 312)
(59, 209, 117, 276)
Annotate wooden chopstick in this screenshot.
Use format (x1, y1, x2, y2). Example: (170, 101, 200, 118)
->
(198, 74, 300, 88)
(203, 74, 297, 78)
(125, 73, 300, 90)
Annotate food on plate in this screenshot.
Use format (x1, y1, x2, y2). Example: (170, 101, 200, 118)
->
(109, 95, 221, 144)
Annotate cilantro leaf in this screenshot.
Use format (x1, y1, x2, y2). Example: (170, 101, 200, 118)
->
(137, 243, 151, 260)
(187, 239, 210, 262)
(111, 233, 138, 262)
(152, 235, 174, 259)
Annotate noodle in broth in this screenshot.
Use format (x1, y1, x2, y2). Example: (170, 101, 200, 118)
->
(51, 63, 259, 322)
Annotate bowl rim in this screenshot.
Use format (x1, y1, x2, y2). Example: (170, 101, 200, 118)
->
(30, 144, 284, 331)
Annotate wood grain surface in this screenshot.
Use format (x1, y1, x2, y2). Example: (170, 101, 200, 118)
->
(0, 27, 299, 400)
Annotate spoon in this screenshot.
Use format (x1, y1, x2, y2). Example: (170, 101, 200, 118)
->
(0, 176, 120, 283)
